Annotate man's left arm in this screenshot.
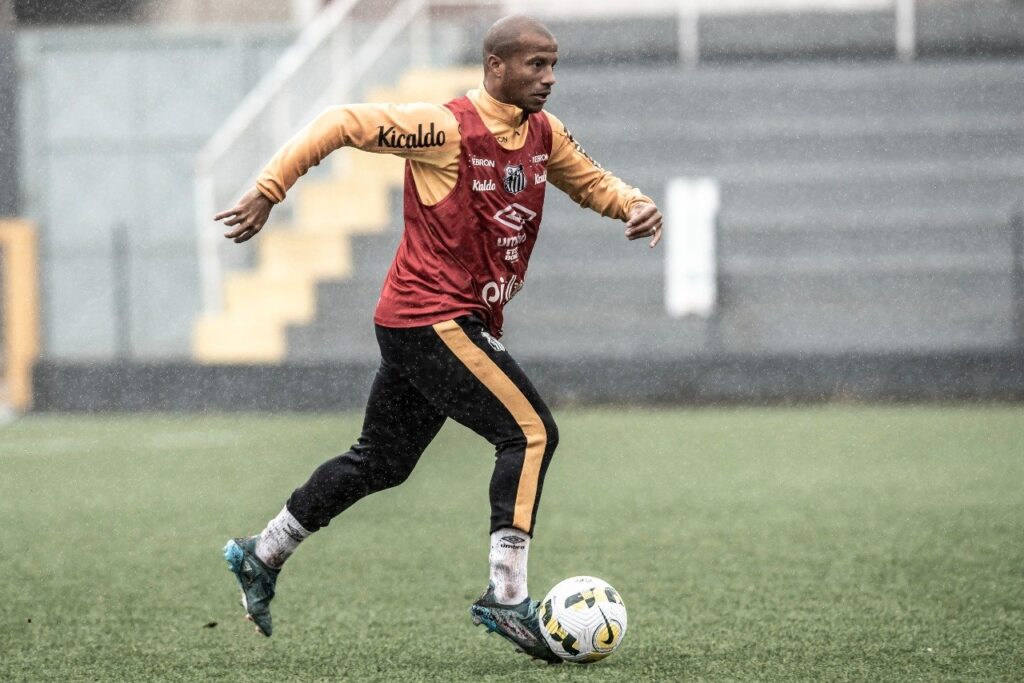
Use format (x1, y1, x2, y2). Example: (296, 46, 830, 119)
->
(544, 112, 663, 247)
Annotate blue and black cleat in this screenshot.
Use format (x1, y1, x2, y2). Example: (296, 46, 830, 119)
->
(223, 536, 279, 637)
(470, 584, 562, 664)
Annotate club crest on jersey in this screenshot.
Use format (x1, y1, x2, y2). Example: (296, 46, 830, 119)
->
(503, 163, 527, 194)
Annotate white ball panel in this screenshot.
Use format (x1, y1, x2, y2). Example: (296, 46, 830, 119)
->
(539, 576, 627, 663)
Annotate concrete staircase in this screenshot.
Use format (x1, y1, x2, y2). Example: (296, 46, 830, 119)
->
(191, 67, 478, 363)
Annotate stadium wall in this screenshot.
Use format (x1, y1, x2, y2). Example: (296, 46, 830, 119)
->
(16, 26, 294, 361)
(16, 10, 1024, 410)
(31, 350, 1024, 411)
(17, 4, 1024, 364)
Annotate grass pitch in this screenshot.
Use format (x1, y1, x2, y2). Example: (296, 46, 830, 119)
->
(1, 406, 1022, 681)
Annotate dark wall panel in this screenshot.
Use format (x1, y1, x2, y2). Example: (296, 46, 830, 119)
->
(32, 352, 1024, 412)
(0, 5, 18, 216)
(14, 0, 138, 24)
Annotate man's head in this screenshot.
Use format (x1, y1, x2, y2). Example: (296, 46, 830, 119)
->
(482, 15, 557, 115)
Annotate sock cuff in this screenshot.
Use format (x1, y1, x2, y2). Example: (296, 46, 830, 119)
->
(490, 528, 530, 550)
(256, 505, 311, 568)
(279, 505, 312, 540)
(488, 527, 530, 604)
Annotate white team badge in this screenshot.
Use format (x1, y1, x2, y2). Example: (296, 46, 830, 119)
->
(503, 164, 527, 194)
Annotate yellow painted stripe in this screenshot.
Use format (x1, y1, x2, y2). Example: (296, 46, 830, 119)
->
(0, 220, 39, 412)
(432, 320, 546, 532)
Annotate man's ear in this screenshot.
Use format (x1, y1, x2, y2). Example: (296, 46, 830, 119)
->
(485, 54, 504, 79)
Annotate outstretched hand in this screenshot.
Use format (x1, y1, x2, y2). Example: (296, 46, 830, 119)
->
(214, 188, 274, 243)
(624, 202, 663, 248)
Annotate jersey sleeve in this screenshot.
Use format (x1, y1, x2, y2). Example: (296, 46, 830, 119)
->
(256, 102, 460, 203)
(542, 111, 653, 221)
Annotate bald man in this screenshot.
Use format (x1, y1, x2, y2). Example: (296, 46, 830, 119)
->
(217, 15, 662, 662)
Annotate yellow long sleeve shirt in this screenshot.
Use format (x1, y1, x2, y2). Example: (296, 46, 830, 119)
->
(255, 85, 652, 219)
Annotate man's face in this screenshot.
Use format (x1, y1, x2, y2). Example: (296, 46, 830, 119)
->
(496, 33, 558, 114)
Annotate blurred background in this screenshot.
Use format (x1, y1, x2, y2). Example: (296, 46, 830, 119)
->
(1, 0, 1022, 412)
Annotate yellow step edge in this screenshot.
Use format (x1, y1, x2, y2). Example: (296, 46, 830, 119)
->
(192, 68, 484, 364)
(0, 220, 39, 410)
(346, 152, 405, 185)
(324, 148, 403, 185)
(259, 230, 352, 280)
(397, 67, 479, 98)
(193, 314, 285, 363)
(223, 272, 317, 323)
(364, 87, 400, 103)
(365, 74, 477, 106)
(400, 66, 479, 84)
(296, 181, 391, 234)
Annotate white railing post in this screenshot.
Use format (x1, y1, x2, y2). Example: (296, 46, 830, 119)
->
(665, 177, 719, 318)
(410, 2, 431, 67)
(271, 96, 292, 152)
(194, 170, 222, 316)
(895, 0, 916, 62)
(194, 0, 363, 318)
(291, 0, 321, 25)
(329, 16, 351, 80)
(305, 0, 429, 122)
(677, 0, 700, 69)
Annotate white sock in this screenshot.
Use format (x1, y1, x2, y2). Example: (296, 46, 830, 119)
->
(489, 528, 530, 605)
(255, 506, 311, 569)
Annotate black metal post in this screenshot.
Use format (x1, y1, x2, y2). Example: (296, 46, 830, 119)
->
(1012, 206, 1024, 348)
(112, 223, 132, 359)
(0, 0, 20, 217)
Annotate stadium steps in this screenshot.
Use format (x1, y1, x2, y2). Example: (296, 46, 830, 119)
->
(548, 60, 1023, 112)
(285, 230, 402, 361)
(191, 67, 478, 363)
(714, 270, 1016, 353)
(498, 263, 1013, 356)
(284, 58, 1024, 360)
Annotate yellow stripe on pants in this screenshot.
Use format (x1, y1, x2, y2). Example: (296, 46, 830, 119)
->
(432, 320, 546, 532)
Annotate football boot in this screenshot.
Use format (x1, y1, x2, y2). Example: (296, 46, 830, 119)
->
(223, 536, 279, 637)
(470, 584, 562, 664)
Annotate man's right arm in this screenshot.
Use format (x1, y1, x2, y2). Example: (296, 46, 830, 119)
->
(255, 102, 461, 203)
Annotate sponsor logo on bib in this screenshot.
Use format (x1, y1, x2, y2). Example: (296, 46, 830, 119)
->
(492, 203, 537, 231)
(375, 123, 445, 149)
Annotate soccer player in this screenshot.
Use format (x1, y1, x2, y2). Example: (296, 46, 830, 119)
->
(215, 15, 662, 662)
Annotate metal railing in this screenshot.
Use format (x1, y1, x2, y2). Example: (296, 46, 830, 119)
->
(670, 0, 917, 68)
(195, 0, 920, 318)
(505, 0, 917, 67)
(194, 0, 503, 316)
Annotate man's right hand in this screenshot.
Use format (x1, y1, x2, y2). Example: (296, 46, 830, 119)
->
(214, 188, 274, 243)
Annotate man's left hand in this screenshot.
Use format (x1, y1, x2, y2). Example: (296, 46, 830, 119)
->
(625, 202, 663, 248)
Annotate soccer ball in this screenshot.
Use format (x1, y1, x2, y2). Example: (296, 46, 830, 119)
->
(538, 576, 627, 663)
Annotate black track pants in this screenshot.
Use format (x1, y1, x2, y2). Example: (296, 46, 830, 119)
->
(286, 316, 558, 536)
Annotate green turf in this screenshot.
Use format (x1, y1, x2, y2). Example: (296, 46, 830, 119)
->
(1, 406, 1022, 681)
